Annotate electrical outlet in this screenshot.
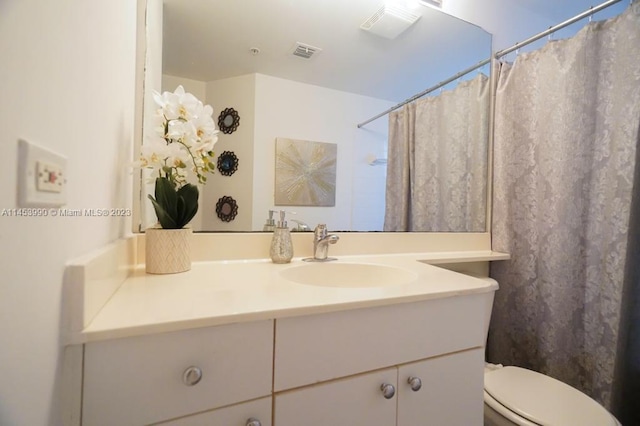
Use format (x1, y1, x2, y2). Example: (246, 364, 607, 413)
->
(36, 160, 65, 193)
(18, 139, 68, 207)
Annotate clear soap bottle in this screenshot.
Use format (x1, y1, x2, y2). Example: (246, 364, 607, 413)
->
(270, 210, 293, 263)
(263, 210, 276, 232)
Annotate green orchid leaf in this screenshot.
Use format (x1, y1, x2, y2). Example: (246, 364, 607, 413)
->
(154, 177, 178, 221)
(148, 178, 199, 229)
(176, 196, 187, 228)
(148, 194, 178, 229)
(176, 183, 199, 227)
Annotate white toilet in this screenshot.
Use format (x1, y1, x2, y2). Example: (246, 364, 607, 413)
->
(480, 277, 621, 426)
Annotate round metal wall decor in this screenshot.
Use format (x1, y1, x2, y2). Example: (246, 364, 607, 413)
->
(217, 151, 239, 176)
(217, 108, 240, 134)
(215, 196, 238, 222)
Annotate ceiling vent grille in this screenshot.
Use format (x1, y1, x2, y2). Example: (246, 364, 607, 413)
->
(292, 42, 322, 59)
(360, 4, 421, 39)
(420, 0, 443, 8)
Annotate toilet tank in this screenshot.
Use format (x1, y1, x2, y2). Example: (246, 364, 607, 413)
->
(467, 276, 498, 347)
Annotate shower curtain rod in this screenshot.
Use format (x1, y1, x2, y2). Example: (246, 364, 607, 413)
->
(357, 0, 625, 128)
(356, 57, 491, 128)
(495, 0, 624, 59)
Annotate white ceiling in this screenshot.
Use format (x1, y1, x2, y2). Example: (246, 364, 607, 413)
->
(161, 0, 629, 102)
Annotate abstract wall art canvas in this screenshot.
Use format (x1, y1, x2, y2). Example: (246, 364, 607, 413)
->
(274, 138, 337, 206)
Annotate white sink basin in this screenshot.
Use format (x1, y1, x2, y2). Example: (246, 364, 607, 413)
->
(280, 262, 418, 288)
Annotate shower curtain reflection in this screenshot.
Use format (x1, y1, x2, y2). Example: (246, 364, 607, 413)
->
(384, 73, 489, 232)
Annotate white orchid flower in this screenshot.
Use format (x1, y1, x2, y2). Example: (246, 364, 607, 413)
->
(192, 105, 218, 142)
(153, 85, 203, 122)
(142, 85, 219, 187)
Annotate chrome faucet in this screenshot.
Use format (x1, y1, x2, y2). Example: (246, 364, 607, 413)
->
(312, 224, 339, 261)
(290, 219, 311, 232)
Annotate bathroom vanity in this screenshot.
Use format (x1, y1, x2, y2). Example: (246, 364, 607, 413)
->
(65, 237, 505, 425)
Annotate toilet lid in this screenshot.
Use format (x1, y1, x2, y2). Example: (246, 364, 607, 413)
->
(484, 366, 616, 426)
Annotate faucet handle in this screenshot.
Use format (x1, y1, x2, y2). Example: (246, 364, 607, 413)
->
(314, 223, 327, 236)
(291, 219, 310, 231)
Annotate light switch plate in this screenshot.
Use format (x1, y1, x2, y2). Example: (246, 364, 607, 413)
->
(18, 139, 68, 207)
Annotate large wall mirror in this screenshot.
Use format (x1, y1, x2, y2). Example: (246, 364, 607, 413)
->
(138, 0, 492, 233)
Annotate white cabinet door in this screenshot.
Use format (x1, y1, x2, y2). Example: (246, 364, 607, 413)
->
(155, 397, 272, 426)
(274, 368, 398, 426)
(397, 348, 484, 426)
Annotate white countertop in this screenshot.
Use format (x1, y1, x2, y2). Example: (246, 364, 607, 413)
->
(79, 252, 501, 343)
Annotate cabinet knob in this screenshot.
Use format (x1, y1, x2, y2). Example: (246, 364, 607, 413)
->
(380, 383, 396, 399)
(246, 418, 262, 426)
(182, 366, 203, 386)
(407, 376, 422, 392)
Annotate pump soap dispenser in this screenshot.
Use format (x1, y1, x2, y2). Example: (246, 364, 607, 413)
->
(263, 210, 276, 232)
(270, 210, 293, 263)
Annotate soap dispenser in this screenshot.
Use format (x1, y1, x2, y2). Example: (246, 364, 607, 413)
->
(270, 210, 293, 263)
(263, 210, 276, 232)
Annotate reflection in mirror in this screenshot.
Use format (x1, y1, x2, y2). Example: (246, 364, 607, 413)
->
(218, 107, 240, 134)
(384, 73, 489, 232)
(217, 151, 239, 176)
(215, 196, 239, 222)
(140, 0, 492, 233)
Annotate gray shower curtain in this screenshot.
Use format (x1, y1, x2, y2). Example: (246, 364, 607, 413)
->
(489, 1, 640, 416)
(384, 74, 489, 232)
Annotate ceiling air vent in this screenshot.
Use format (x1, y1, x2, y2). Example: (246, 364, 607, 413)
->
(292, 42, 322, 59)
(361, 4, 421, 39)
(420, 0, 443, 8)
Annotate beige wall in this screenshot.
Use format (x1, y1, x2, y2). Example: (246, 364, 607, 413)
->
(252, 74, 393, 231)
(203, 74, 257, 231)
(0, 1, 138, 424)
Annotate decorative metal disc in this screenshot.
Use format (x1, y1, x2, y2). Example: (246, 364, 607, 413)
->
(217, 151, 239, 176)
(215, 196, 238, 222)
(217, 107, 240, 134)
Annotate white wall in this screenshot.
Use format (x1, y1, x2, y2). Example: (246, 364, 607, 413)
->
(253, 74, 394, 231)
(447, 0, 629, 57)
(0, 1, 138, 425)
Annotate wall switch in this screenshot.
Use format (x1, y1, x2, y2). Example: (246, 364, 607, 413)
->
(18, 139, 68, 207)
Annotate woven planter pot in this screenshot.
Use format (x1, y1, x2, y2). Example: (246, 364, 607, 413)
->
(145, 227, 192, 274)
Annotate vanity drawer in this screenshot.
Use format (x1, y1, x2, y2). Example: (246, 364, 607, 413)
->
(154, 396, 272, 426)
(83, 320, 274, 426)
(274, 294, 484, 391)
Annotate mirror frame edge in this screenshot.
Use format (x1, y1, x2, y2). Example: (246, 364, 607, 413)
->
(131, 0, 147, 234)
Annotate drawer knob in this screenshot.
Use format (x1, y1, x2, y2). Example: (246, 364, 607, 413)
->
(380, 383, 396, 399)
(182, 366, 203, 386)
(246, 418, 262, 426)
(407, 376, 422, 392)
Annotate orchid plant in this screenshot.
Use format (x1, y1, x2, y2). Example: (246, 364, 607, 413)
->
(139, 86, 219, 229)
